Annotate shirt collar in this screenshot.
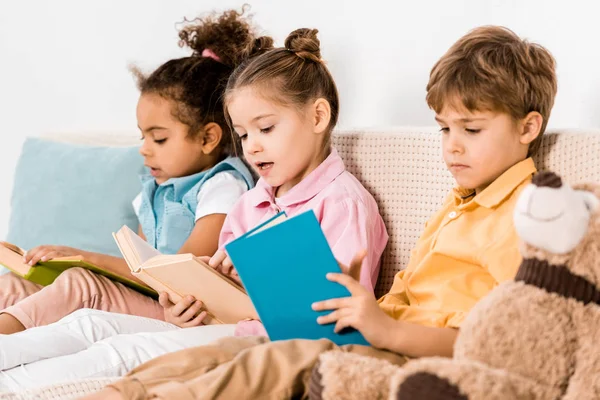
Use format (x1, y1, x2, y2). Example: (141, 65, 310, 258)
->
(247, 148, 346, 208)
(453, 157, 537, 209)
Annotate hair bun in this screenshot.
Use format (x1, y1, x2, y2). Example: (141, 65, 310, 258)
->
(284, 28, 321, 63)
(243, 36, 275, 60)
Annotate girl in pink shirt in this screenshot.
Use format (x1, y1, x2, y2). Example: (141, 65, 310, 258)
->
(162, 28, 388, 335)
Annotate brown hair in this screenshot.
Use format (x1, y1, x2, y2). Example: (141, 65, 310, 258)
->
(132, 8, 261, 156)
(426, 26, 557, 157)
(225, 28, 340, 150)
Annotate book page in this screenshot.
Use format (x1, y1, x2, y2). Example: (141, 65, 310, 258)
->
(0, 243, 31, 276)
(127, 228, 161, 263)
(247, 212, 288, 237)
(141, 254, 192, 268)
(0, 242, 25, 256)
(113, 226, 161, 273)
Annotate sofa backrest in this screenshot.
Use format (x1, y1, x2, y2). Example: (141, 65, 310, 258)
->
(44, 129, 600, 297)
(332, 128, 600, 297)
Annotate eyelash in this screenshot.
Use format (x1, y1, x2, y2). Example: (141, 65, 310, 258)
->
(238, 125, 274, 142)
(438, 127, 481, 134)
(139, 137, 167, 144)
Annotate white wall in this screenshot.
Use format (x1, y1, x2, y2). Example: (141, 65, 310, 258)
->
(0, 0, 599, 237)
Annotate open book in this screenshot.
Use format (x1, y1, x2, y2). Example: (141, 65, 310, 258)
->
(0, 241, 155, 297)
(113, 226, 262, 325)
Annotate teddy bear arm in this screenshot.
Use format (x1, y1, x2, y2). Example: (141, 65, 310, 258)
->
(392, 357, 561, 400)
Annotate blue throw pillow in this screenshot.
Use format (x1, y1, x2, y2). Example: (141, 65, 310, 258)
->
(6, 137, 144, 256)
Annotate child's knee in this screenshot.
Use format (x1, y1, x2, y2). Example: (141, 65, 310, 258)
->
(59, 267, 96, 282)
(55, 267, 103, 294)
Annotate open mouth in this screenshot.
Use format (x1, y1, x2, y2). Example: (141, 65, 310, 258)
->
(146, 166, 161, 177)
(255, 162, 273, 171)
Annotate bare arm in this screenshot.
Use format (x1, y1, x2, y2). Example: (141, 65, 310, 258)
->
(76, 250, 147, 287)
(384, 321, 458, 358)
(176, 213, 226, 256)
(79, 224, 147, 285)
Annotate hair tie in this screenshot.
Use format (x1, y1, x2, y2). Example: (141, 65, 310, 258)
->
(201, 48, 222, 62)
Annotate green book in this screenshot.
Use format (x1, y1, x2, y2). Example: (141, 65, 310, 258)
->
(0, 241, 156, 298)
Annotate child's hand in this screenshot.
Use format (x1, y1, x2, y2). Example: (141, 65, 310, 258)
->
(158, 292, 207, 328)
(23, 245, 80, 266)
(338, 249, 367, 281)
(209, 250, 241, 284)
(312, 253, 397, 349)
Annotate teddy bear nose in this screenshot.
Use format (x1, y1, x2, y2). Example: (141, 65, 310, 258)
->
(532, 171, 562, 188)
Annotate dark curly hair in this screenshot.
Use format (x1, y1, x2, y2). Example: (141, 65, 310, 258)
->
(131, 7, 262, 157)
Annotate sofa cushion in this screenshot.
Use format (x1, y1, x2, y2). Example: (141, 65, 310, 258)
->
(6, 137, 143, 256)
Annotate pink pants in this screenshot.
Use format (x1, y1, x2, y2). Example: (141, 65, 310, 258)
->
(0, 269, 164, 329)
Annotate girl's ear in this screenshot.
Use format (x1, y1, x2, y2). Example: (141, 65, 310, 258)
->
(520, 111, 543, 146)
(312, 98, 331, 135)
(201, 122, 223, 154)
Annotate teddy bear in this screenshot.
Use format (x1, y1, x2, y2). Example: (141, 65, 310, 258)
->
(308, 171, 600, 400)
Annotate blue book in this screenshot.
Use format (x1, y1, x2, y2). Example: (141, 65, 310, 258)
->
(225, 210, 370, 346)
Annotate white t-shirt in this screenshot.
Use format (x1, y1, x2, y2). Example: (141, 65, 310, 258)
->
(132, 171, 249, 222)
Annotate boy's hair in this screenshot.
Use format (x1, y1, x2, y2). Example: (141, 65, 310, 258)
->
(225, 28, 340, 150)
(132, 8, 261, 157)
(426, 26, 557, 157)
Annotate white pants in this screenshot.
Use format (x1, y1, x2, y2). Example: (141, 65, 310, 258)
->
(0, 309, 236, 391)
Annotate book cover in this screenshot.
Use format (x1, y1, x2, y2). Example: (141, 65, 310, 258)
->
(0, 241, 156, 297)
(225, 210, 370, 346)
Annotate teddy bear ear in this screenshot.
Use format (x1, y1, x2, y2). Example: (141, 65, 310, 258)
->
(580, 191, 600, 212)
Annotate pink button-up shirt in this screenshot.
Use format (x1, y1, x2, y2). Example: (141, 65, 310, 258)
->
(219, 149, 388, 337)
(219, 148, 388, 292)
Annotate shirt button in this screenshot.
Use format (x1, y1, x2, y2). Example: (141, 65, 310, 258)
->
(448, 211, 458, 219)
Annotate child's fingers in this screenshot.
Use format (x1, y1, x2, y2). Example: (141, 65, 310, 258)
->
(222, 256, 233, 269)
(217, 257, 234, 275)
(316, 308, 350, 325)
(312, 296, 352, 311)
(158, 292, 172, 308)
(326, 273, 364, 295)
(178, 300, 204, 323)
(333, 317, 355, 334)
(22, 246, 40, 263)
(347, 250, 367, 282)
(26, 247, 53, 265)
(40, 251, 58, 262)
(229, 270, 242, 286)
(197, 256, 211, 264)
(170, 296, 196, 317)
(183, 311, 207, 328)
(209, 251, 227, 269)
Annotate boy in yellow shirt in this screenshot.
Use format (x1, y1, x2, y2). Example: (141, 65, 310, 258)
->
(87, 25, 558, 400)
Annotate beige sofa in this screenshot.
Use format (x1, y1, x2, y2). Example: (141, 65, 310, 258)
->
(3, 128, 600, 399)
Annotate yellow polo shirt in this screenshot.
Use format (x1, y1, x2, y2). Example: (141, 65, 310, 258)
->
(378, 158, 536, 328)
